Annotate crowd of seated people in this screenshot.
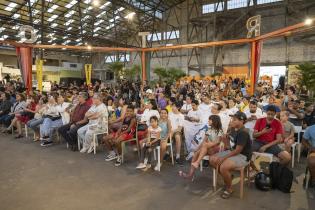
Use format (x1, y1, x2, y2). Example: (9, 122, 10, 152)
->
(1, 77, 315, 198)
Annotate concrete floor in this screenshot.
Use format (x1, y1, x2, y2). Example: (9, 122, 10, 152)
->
(0, 133, 314, 210)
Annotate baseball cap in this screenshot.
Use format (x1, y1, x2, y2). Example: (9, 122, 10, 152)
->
(146, 89, 153, 94)
(229, 111, 247, 122)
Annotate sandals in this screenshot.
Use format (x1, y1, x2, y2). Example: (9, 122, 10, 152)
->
(221, 190, 233, 199)
(178, 171, 195, 182)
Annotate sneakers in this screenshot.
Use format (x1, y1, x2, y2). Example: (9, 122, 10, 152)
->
(80, 147, 88, 153)
(176, 158, 184, 166)
(87, 146, 94, 154)
(163, 153, 170, 161)
(136, 163, 147, 169)
(114, 156, 122, 166)
(154, 163, 162, 171)
(105, 153, 118, 161)
(40, 141, 53, 147)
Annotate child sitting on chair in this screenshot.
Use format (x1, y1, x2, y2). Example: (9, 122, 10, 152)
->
(136, 115, 162, 170)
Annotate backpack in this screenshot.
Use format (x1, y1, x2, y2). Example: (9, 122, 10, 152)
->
(269, 162, 293, 193)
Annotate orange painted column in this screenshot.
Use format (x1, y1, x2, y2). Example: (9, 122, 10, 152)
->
(249, 41, 262, 95)
(141, 50, 146, 82)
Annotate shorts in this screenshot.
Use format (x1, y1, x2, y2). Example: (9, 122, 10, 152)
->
(252, 140, 283, 156)
(215, 150, 248, 168)
(112, 131, 134, 141)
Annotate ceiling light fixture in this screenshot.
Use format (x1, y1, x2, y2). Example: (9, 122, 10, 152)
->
(305, 18, 313, 26)
(92, 0, 100, 7)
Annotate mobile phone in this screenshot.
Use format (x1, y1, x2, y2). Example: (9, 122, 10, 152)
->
(266, 124, 271, 129)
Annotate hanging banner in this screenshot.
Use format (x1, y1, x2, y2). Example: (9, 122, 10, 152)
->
(249, 41, 262, 95)
(36, 59, 43, 92)
(16, 47, 33, 95)
(85, 64, 92, 85)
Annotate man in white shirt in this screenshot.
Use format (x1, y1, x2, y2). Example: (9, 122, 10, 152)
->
(78, 94, 108, 154)
(169, 102, 185, 165)
(180, 96, 192, 115)
(244, 100, 264, 139)
(198, 94, 212, 124)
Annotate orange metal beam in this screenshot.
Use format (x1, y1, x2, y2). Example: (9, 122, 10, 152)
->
(0, 41, 142, 52)
(254, 22, 306, 41)
(143, 38, 254, 52)
(0, 21, 312, 54)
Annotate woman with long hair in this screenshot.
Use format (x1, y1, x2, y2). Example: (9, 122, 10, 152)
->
(2, 93, 27, 133)
(10, 95, 39, 138)
(179, 115, 224, 180)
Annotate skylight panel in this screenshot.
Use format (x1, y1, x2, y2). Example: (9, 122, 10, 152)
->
(65, 10, 76, 18)
(5, 3, 17, 11)
(100, 2, 111, 9)
(65, 0, 78, 8)
(47, 14, 58, 22)
(65, 19, 74, 26)
(13, 14, 20, 19)
(47, 5, 59, 13)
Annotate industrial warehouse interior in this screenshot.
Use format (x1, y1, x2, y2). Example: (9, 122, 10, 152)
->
(0, 0, 315, 210)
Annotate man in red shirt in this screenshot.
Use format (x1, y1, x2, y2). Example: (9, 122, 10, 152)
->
(253, 105, 291, 165)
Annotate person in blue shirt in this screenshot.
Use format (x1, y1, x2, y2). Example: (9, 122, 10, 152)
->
(302, 125, 315, 187)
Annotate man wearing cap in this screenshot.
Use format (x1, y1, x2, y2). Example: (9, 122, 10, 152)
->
(77, 93, 108, 153)
(210, 111, 252, 199)
(58, 92, 90, 151)
(253, 105, 291, 165)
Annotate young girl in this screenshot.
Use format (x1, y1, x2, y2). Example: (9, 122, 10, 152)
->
(136, 116, 162, 170)
(179, 115, 224, 180)
(155, 109, 172, 171)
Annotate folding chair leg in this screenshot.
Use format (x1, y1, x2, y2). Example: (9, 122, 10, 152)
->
(153, 149, 157, 161)
(291, 146, 295, 168)
(240, 168, 244, 199)
(213, 168, 217, 191)
(305, 168, 310, 190)
(93, 135, 96, 155)
(136, 140, 140, 160)
(170, 143, 174, 165)
(121, 142, 125, 163)
(157, 146, 161, 172)
(200, 160, 203, 172)
(25, 124, 28, 138)
(77, 136, 81, 150)
(297, 144, 301, 163)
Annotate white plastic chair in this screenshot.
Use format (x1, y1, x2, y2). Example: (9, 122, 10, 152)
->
(78, 116, 108, 154)
(153, 134, 175, 171)
(291, 126, 303, 168)
(121, 126, 140, 164)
